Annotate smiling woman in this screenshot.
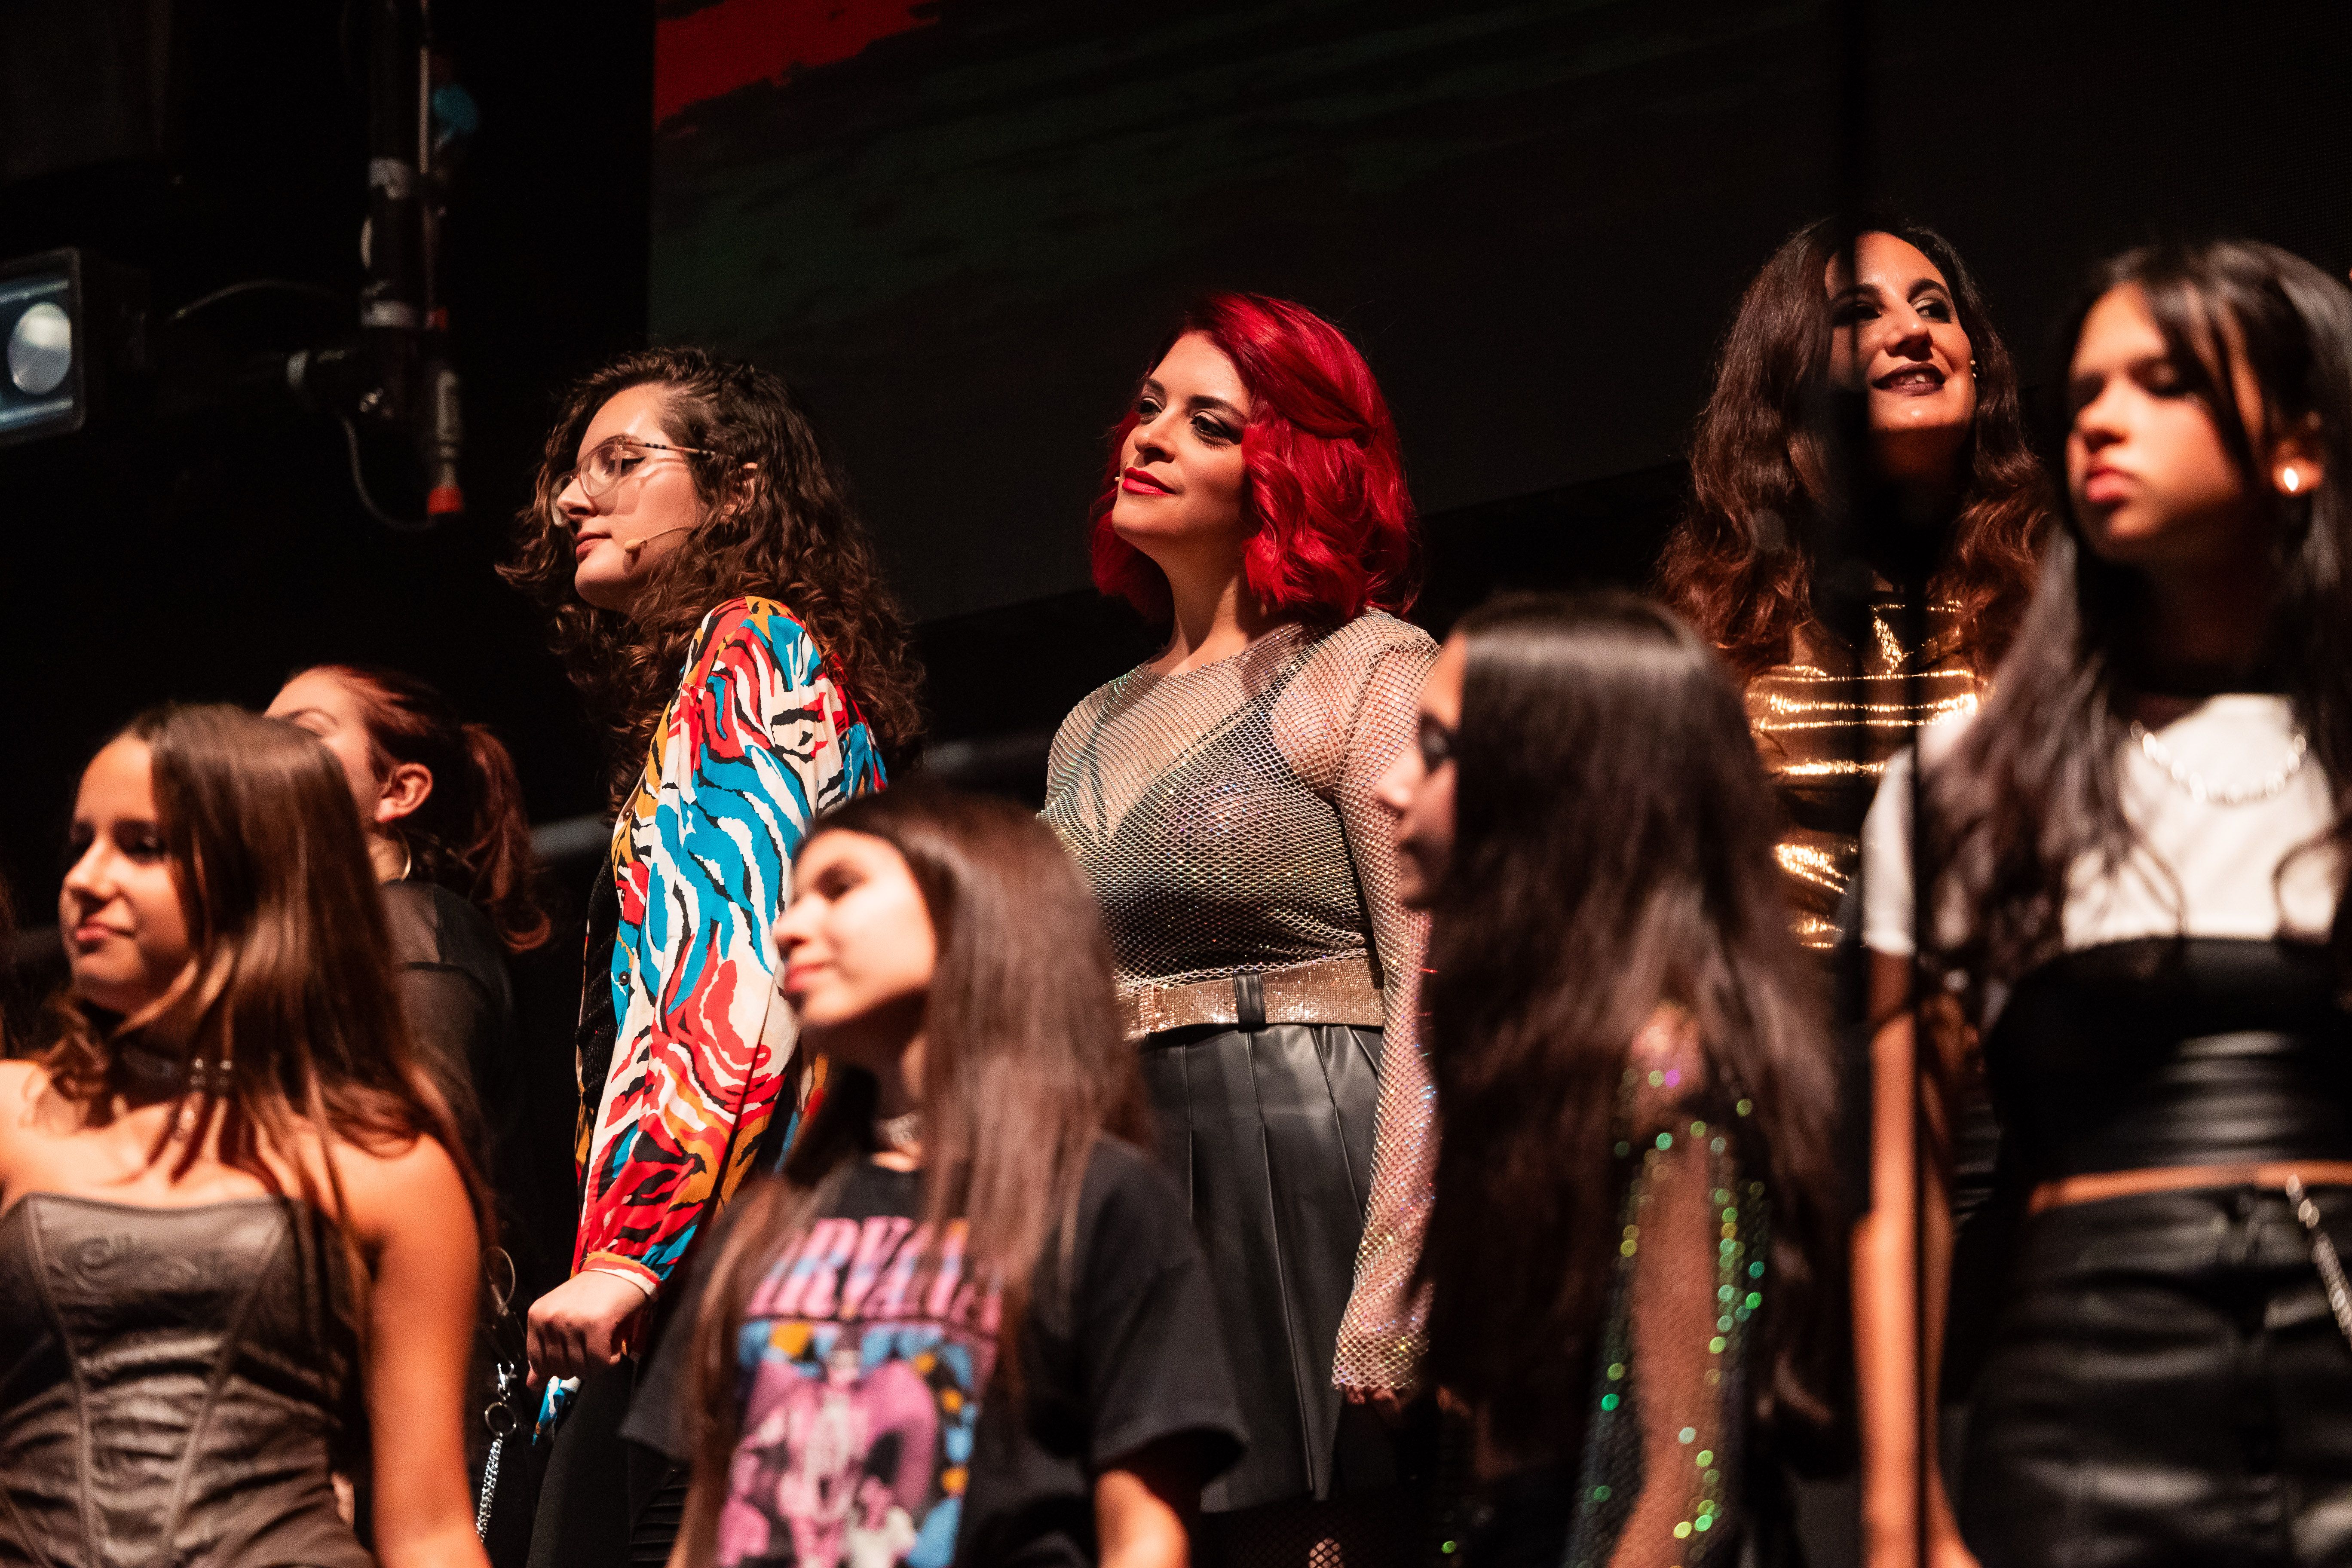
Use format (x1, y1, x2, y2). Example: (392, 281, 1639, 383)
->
(2, 705, 490, 1568)
(621, 787, 1246, 1568)
(1656, 212, 2055, 952)
(1044, 294, 1436, 1568)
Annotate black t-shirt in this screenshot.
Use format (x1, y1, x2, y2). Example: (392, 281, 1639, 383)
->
(625, 1138, 1244, 1568)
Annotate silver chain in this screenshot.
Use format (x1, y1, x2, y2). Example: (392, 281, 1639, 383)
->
(2129, 719, 2309, 807)
(474, 1434, 504, 1538)
(475, 1352, 523, 1539)
(2286, 1176, 2352, 1353)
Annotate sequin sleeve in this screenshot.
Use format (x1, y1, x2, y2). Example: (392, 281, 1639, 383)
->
(575, 597, 888, 1292)
(1320, 624, 1439, 1395)
(1568, 1014, 1763, 1568)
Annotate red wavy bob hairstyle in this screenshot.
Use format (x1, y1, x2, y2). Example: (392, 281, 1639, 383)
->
(1088, 293, 1421, 623)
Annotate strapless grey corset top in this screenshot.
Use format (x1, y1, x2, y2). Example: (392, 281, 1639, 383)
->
(0, 1195, 371, 1568)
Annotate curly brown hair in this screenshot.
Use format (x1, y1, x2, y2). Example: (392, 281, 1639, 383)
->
(502, 347, 924, 796)
(1657, 213, 2052, 681)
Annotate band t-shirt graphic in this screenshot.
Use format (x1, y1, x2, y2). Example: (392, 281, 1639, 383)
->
(722, 1204, 998, 1568)
(637, 1144, 1245, 1568)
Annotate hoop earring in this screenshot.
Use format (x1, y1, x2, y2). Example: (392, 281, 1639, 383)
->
(391, 827, 415, 883)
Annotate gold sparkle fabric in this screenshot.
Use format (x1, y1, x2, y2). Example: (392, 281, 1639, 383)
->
(1746, 599, 1983, 950)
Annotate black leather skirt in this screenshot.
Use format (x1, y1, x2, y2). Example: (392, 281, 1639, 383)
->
(1960, 1186, 2352, 1567)
(1140, 1020, 1387, 1513)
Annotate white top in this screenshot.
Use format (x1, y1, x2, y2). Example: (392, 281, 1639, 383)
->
(1861, 694, 2339, 958)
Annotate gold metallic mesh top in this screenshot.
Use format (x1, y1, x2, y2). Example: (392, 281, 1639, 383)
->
(1748, 598, 1983, 950)
(1042, 614, 1437, 1397)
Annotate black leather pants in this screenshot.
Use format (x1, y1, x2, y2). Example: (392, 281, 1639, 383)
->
(1960, 1187, 2352, 1567)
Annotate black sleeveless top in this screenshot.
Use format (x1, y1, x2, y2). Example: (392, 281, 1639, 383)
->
(0, 1195, 371, 1568)
(1980, 937, 2352, 1180)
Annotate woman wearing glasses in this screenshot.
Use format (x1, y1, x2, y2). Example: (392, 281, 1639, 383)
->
(501, 346, 922, 1568)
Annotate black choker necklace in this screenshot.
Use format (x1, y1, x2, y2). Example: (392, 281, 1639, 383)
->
(114, 1041, 222, 1098)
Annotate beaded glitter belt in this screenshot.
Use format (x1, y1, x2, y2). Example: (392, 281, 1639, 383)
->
(1119, 955, 1384, 1041)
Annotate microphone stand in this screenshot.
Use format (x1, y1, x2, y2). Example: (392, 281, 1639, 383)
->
(288, 0, 465, 529)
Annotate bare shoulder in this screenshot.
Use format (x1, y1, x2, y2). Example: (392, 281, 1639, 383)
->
(0, 1057, 52, 1105)
(329, 1129, 474, 1248)
(0, 1058, 55, 1136)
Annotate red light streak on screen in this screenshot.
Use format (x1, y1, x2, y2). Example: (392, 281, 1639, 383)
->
(655, 0, 937, 124)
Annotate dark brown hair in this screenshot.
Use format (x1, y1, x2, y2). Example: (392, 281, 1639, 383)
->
(1657, 213, 2050, 680)
(1929, 240, 2352, 992)
(297, 665, 548, 953)
(1416, 592, 1845, 1462)
(501, 346, 924, 796)
(45, 705, 487, 1236)
(676, 784, 1147, 1565)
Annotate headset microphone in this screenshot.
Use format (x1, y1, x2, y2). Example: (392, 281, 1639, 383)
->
(620, 526, 693, 561)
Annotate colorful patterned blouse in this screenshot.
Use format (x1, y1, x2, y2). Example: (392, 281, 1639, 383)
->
(573, 596, 888, 1292)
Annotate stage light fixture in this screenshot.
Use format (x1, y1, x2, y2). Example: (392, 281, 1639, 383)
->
(0, 248, 146, 448)
(0, 254, 81, 444)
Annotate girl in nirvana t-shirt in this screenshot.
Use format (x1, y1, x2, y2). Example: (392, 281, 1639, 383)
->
(631, 786, 1245, 1568)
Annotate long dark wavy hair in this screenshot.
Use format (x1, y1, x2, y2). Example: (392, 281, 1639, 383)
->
(1657, 213, 2051, 680)
(46, 706, 488, 1239)
(1927, 240, 2352, 992)
(675, 785, 1149, 1566)
(294, 665, 548, 953)
(502, 346, 924, 796)
(1416, 592, 1845, 1462)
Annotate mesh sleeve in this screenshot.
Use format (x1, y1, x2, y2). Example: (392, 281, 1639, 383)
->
(1567, 1015, 1761, 1568)
(1327, 634, 1439, 1394)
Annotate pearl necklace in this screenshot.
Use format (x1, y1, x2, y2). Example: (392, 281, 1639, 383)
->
(2129, 718, 2309, 807)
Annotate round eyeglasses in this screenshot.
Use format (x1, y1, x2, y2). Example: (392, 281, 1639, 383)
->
(559, 435, 732, 503)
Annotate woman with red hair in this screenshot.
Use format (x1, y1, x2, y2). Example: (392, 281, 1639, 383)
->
(1042, 294, 1435, 1565)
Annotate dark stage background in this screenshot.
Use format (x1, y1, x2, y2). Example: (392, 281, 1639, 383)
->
(3, 0, 2347, 903)
(651, 0, 2352, 626)
(1, 0, 2347, 1296)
